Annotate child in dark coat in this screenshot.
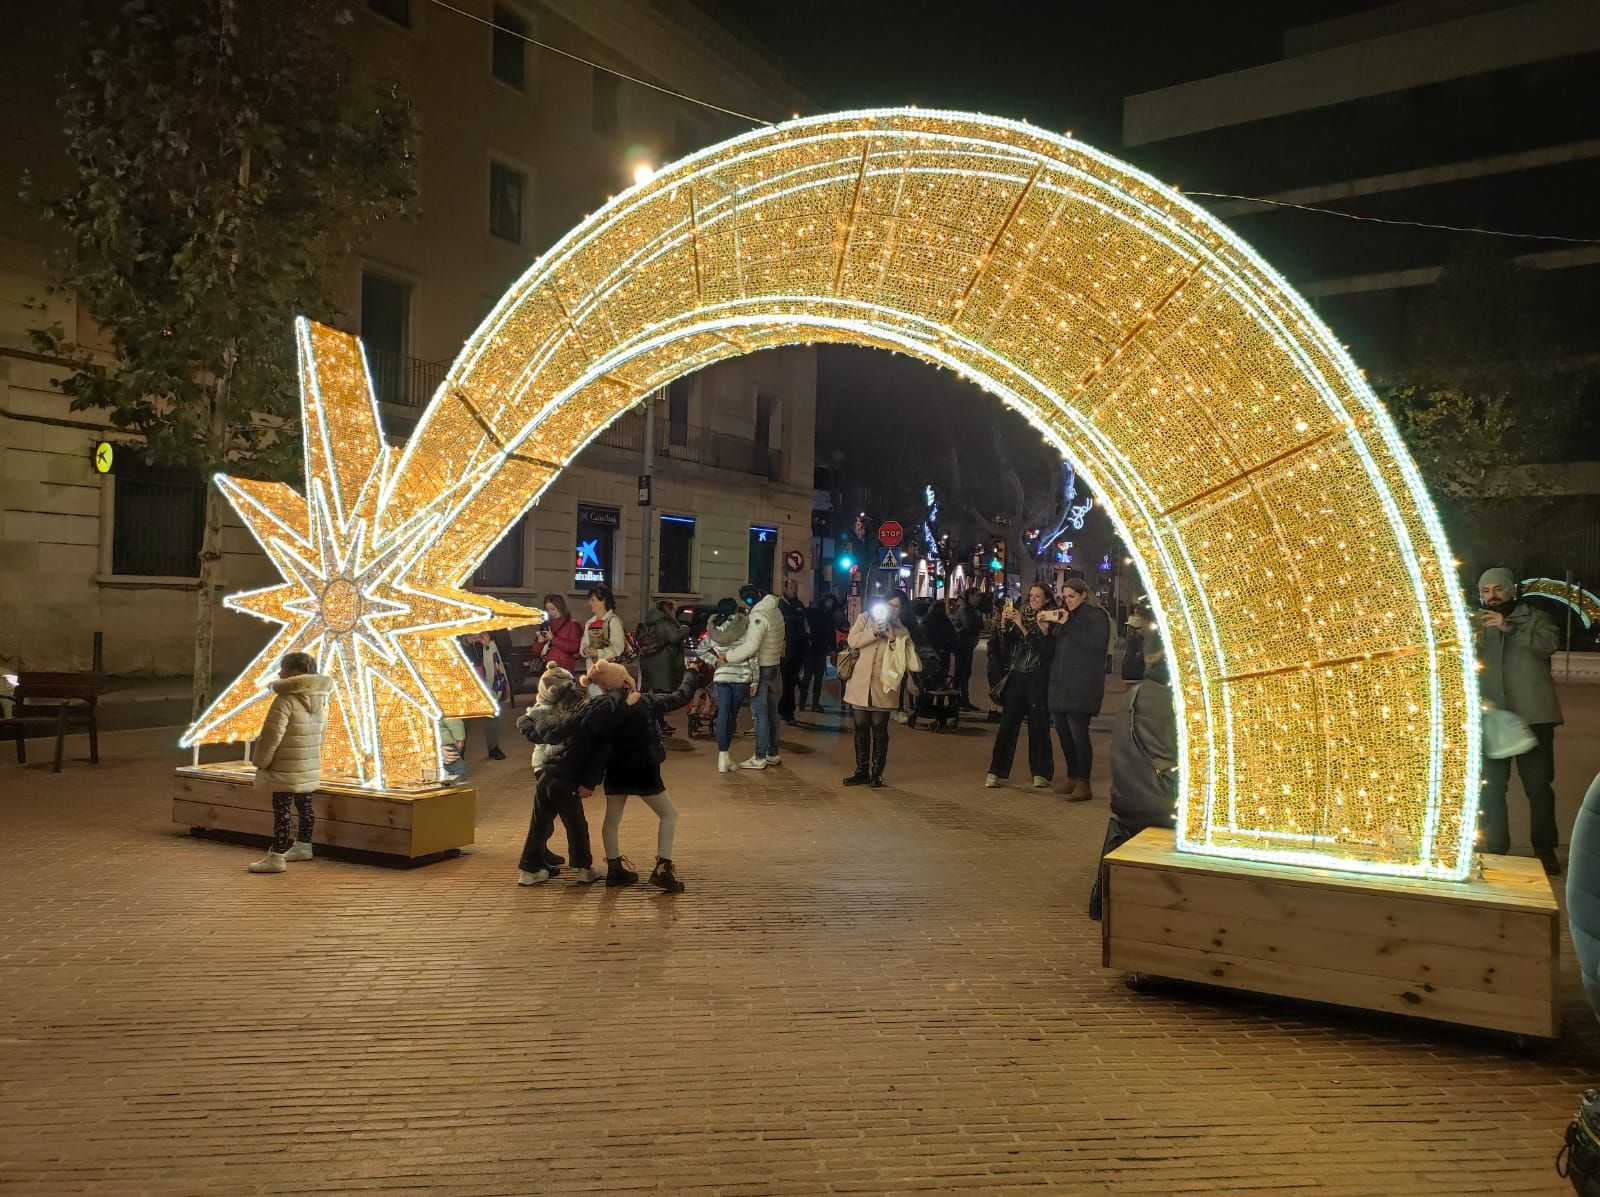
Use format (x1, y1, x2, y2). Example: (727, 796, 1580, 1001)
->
(513, 667, 611, 886)
(581, 658, 697, 892)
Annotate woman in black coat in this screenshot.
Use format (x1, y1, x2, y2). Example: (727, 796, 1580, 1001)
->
(985, 584, 1057, 789)
(1044, 578, 1111, 800)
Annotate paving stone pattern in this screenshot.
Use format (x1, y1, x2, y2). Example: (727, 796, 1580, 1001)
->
(1, 695, 1596, 1195)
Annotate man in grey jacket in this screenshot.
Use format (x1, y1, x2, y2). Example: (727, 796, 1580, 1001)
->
(1475, 566, 1563, 875)
(723, 584, 785, 770)
(1088, 641, 1177, 920)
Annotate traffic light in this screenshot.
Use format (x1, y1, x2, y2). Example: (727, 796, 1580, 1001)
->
(989, 536, 1006, 572)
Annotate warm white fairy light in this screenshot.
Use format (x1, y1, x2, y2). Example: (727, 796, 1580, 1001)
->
(1519, 577, 1600, 630)
(182, 318, 539, 790)
(195, 110, 1478, 875)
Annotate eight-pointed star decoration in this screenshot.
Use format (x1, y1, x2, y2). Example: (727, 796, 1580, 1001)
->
(181, 318, 539, 790)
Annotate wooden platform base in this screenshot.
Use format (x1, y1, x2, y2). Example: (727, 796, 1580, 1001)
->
(174, 764, 475, 863)
(1102, 829, 1559, 1039)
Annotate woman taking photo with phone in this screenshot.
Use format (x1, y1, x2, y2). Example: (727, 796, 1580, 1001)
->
(985, 583, 1057, 790)
(1045, 578, 1111, 800)
(535, 593, 583, 674)
(840, 590, 920, 787)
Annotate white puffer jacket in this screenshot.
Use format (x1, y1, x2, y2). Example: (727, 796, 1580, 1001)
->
(251, 673, 335, 792)
(705, 613, 756, 686)
(724, 594, 784, 669)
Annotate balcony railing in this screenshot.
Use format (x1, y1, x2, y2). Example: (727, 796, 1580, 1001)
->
(593, 415, 782, 481)
(367, 348, 449, 409)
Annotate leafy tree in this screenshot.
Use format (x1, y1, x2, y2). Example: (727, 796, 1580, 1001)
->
(28, 0, 417, 716)
(1380, 246, 1592, 566)
(934, 401, 1068, 587)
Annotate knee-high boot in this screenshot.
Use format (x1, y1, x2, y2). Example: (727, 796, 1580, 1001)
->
(869, 720, 889, 787)
(843, 719, 871, 785)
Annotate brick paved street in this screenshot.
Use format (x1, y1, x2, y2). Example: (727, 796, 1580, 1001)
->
(2, 687, 1597, 1195)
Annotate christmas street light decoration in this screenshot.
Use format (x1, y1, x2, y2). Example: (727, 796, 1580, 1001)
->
(191, 110, 1476, 878)
(1519, 577, 1600, 630)
(181, 319, 539, 790)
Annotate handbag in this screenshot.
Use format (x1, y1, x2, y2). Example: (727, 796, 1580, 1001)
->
(835, 645, 858, 682)
(1558, 1088, 1600, 1197)
(1483, 705, 1537, 759)
(988, 669, 1012, 706)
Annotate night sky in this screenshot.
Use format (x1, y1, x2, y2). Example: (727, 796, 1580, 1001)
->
(699, 1, 1390, 536)
(698, 1, 1384, 150)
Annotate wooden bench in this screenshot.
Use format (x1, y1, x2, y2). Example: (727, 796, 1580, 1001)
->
(1102, 828, 1559, 1041)
(0, 672, 101, 772)
(174, 764, 475, 863)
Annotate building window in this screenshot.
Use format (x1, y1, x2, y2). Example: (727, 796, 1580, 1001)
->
(575, 503, 620, 587)
(473, 514, 526, 589)
(658, 515, 695, 594)
(593, 69, 621, 138)
(491, 4, 527, 90)
(489, 160, 525, 243)
(112, 460, 206, 577)
(369, 0, 410, 27)
(667, 376, 689, 446)
(360, 270, 410, 406)
(748, 524, 777, 594)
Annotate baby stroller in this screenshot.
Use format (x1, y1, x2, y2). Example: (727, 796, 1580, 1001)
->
(684, 652, 717, 739)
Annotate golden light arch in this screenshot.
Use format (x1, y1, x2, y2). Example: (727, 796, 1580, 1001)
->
(190, 109, 1480, 879)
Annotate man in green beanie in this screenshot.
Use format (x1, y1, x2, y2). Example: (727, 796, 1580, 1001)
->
(1475, 565, 1563, 875)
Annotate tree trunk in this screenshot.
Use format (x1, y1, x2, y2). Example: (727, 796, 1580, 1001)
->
(191, 372, 230, 723)
(193, 141, 250, 723)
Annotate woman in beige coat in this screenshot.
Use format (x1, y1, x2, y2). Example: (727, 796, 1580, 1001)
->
(841, 591, 920, 788)
(248, 652, 335, 874)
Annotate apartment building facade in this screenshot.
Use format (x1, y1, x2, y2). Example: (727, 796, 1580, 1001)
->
(0, 0, 817, 676)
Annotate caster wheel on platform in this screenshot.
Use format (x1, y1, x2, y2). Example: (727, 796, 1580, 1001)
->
(1124, 972, 1151, 993)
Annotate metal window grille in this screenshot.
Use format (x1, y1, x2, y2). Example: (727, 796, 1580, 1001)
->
(112, 473, 205, 577)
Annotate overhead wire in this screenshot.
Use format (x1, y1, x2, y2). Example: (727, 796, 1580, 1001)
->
(1183, 190, 1600, 245)
(426, 3, 1597, 245)
(425, 0, 776, 126)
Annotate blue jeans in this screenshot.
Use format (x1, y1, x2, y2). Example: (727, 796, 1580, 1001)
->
(753, 664, 781, 757)
(714, 681, 748, 752)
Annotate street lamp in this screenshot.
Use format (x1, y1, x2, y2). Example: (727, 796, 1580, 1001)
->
(633, 162, 656, 186)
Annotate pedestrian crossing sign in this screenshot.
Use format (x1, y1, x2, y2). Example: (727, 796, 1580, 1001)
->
(877, 547, 900, 570)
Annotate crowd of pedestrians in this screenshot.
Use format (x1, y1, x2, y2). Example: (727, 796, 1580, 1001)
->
(242, 562, 1580, 914)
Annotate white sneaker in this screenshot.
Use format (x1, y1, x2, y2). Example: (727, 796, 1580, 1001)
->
(573, 867, 605, 884)
(892, 710, 909, 724)
(984, 773, 1000, 788)
(248, 851, 287, 873)
(717, 751, 734, 773)
(283, 841, 314, 862)
(739, 755, 767, 771)
(518, 868, 551, 886)
(764, 755, 782, 766)
(1032, 776, 1050, 789)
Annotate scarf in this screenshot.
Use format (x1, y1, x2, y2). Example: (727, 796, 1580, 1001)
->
(878, 626, 921, 693)
(1019, 605, 1046, 637)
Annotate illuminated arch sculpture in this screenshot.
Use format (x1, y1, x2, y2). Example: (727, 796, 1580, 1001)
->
(185, 109, 1479, 879)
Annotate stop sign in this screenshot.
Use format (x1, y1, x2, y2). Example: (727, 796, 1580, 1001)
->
(878, 520, 904, 548)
